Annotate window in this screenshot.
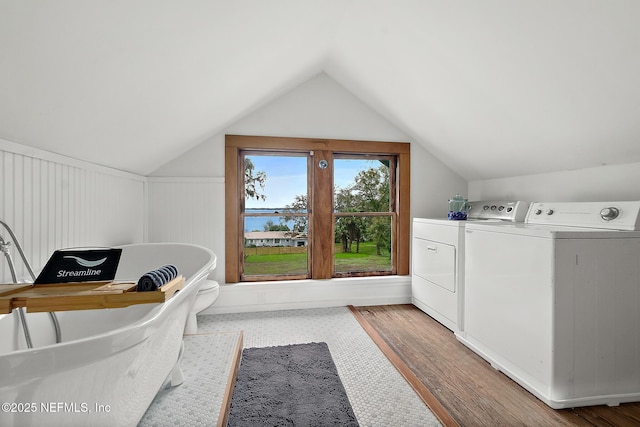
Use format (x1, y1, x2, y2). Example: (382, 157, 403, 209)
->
(333, 156, 394, 276)
(241, 152, 309, 279)
(225, 135, 410, 282)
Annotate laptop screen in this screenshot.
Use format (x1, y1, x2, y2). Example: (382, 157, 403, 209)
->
(34, 248, 122, 284)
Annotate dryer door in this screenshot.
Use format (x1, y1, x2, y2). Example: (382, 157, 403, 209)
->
(413, 238, 456, 292)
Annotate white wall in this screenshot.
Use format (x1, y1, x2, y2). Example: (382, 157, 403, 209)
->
(0, 138, 145, 282)
(151, 73, 467, 207)
(145, 177, 226, 284)
(149, 72, 466, 312)
(469, 162, 640, 203)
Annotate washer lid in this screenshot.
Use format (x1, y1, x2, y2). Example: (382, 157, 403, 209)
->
(465, 221, 640, 239)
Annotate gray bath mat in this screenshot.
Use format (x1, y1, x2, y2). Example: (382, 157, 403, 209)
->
(227, 342, 359, 427)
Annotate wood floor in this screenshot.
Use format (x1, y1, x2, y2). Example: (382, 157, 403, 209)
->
(352, 304, 640, 427)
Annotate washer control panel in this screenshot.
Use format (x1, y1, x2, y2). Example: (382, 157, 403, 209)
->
(526, 201, 640, 230)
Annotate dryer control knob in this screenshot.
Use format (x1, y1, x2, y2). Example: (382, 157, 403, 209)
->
(534, 209, 542, 215)
(545, 209, 554, 215)
(600, 207, 620, 221)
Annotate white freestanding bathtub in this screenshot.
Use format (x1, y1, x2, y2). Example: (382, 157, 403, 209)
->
(0, 243, 216, 427)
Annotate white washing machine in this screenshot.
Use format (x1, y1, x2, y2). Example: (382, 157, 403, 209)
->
(457, 201, 640, 409)
(411, 200, 529, 332)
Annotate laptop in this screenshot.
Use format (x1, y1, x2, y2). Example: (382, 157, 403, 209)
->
(33, 248, 122, 285)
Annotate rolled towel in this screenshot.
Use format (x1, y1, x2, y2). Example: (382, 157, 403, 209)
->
(162, 264, 178, 279)
(156, 266, 171, 282)
(158, 264, 178, 281)
(136, 264, 180, 292)
(137, 271, 163, 292)
(150, 270, 165, 286)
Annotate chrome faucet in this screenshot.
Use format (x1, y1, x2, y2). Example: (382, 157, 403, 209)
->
(1, 219, 61, 347)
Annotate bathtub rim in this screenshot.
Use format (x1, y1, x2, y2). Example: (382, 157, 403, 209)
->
(0, 242, 216, 357)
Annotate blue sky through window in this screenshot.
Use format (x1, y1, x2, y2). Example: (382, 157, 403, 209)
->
(245, 155, 306, 209)
(245, 155, 380, 209)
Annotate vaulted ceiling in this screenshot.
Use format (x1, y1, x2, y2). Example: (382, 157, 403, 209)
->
(1, 1, 639, 179)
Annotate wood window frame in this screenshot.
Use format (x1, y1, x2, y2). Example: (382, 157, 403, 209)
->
(225, 134, 410, 283)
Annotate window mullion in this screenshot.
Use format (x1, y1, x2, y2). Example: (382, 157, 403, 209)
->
(310, 150, 334, 279)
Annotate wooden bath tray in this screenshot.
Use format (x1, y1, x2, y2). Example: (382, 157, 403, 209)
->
(0, 276, 184, 314)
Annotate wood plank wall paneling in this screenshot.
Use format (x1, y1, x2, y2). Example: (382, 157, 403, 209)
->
(145, 178, 224, 247)
(0, 149, 145, 283)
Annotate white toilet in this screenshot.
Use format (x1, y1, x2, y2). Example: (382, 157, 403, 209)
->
(184, 279, 219, 334)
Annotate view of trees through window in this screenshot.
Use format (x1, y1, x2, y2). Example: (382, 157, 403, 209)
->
(333, 157, 393, 274)
(241, 153, 392, 278)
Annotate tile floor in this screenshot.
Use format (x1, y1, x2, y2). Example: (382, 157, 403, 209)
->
(140, 307, 440, 427)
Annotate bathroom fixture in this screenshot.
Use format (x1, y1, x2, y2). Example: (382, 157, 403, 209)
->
(0, 219, 61, 347)
(0, 243, 216, 427)
(185, 278, 219, 334)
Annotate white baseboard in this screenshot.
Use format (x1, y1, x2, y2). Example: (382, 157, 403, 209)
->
(200, 275, 412, 314)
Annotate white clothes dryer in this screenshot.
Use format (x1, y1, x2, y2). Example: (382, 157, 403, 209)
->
(457, 201, 640, 409)
(411, 200, 529, 332)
